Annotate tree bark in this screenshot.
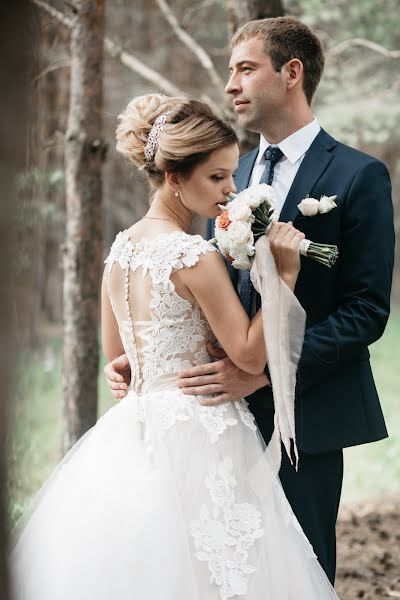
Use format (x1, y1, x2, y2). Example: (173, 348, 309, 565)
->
(226, 0, 285, 38)
(63, 0, 106, 453)
(0, 1, 33, 596)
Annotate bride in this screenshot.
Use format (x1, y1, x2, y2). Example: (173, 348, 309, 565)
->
(10, 94, 339, 599)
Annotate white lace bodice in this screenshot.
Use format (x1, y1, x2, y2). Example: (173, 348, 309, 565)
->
(104, 230, 216, 393)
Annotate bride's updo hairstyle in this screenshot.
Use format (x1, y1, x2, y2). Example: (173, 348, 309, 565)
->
(116, 94, 238, 188)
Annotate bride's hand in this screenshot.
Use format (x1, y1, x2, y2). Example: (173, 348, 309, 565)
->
(268, 221, 305, 290)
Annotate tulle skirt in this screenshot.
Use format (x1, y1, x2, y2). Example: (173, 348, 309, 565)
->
(10, 376, 339, 599)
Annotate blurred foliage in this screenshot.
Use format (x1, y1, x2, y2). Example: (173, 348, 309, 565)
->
(7, 333, 114, 527)
(302, 0, 400, 46)
(15, 168, 64, 276)
(300, 0, 400, 146)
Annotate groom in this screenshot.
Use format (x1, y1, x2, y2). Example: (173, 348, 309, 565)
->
(104, 17, 394, 583)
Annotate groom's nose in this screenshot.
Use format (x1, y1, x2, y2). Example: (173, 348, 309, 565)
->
(225, 72, 240, 95)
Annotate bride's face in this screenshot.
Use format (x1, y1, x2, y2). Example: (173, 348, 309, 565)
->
(178, 143, 239, 218)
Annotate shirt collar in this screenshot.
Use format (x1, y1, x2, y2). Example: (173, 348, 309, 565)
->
(256, 118, 321, 166)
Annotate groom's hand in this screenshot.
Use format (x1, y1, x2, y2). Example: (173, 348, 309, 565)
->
(177, 342, 270, 405)
(104, 353, 131, 400)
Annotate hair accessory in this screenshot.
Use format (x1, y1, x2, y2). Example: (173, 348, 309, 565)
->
(144, 112, 171, 162)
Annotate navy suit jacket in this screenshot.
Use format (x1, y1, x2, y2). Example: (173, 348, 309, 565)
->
(206, 129, 395, 454)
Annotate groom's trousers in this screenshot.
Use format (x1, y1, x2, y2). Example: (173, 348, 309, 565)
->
(247, 389, 343, 586)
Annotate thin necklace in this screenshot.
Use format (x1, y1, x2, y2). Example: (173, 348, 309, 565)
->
(143, 215, 182, 227)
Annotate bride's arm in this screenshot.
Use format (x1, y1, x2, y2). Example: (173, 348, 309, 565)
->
(183, 223, 304, 376)
(101, 276, 125, 362)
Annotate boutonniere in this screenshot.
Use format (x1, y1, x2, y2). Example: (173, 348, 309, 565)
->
(297, 195, 337, 217)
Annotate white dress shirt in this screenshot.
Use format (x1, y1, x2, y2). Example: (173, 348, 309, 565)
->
(249, 118, 321, 219)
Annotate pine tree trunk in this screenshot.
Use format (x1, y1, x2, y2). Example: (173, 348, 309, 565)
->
(0, 0, 33, 596)
(226, 0, 285, 38)
(63, 0, 106, 453)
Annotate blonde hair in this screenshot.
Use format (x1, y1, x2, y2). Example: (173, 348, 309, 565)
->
(116, 94, 238, 188)
(232, 17, 325, 104)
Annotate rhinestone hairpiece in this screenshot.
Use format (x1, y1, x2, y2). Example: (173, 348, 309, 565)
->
(144, 112, 171, 162)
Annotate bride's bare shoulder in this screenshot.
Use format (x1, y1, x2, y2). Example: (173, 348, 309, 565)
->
(124, 220, 182, 244)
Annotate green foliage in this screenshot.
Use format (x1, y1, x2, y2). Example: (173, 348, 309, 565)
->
(302, 0, 400, 47)
(15, 168, 65, 276)
(299, 0, 400, 146)
(7, 336, 113, 528)
(342, 310, 400, 501)
(15, 167, 64, 226)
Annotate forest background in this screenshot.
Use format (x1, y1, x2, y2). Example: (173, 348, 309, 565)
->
(2, 1, 399, 598)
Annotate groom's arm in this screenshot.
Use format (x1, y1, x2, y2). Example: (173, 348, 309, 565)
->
(297, 159, 394, 392)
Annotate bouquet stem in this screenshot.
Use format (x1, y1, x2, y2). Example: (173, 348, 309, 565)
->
(299, 241, 339, 268)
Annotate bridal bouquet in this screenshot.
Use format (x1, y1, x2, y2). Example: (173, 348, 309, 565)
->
(211, 184, 339, 270)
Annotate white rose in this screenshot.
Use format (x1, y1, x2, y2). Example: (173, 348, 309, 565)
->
(228, 220, 252, 246)
(231, 254, 252, 270)
(214, 228, 230, 255)
(246, 192, 263, 210)
(245, 230, 255, 256)
(318, 195, 337, 214)
(238, 184, 276, 209)
(252, 183, 276, 205)
(297, 197, 319, 216)
(227, 198, 252, 221)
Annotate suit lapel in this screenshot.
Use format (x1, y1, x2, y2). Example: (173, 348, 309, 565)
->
(280, 129, 337, 223)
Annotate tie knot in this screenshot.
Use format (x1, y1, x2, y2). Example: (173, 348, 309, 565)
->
(264, 146, 284, 165)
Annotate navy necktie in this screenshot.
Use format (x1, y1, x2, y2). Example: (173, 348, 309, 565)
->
(238, 146, 284, 315)
(259, 146, 284, 185)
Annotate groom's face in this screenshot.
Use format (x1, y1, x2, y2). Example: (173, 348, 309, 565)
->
(226, 37, 286, 133)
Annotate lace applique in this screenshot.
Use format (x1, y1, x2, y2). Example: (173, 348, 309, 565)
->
(234, 399, 258, 432)
(104, 231, 216, 388)
(152, 393, 239, 445)
(156, 394, 194, 430)
(195, 344, 212, 365)
(190, 457, 264, 600)
(197, 404, 238, 444)
(104, 231, 132, 274)
(131, 232, 214, 283)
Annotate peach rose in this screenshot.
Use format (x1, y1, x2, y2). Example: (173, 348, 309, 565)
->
(217, 211, 231, 230)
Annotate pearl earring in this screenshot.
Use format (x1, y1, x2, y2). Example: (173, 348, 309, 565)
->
(174, 191, 179, 197)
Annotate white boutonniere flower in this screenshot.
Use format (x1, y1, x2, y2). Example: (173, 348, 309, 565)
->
(297, 195, 337, 216)
(318, 195, 337, 214)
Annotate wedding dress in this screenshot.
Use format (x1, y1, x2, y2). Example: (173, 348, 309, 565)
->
(11, 230, 339, 599)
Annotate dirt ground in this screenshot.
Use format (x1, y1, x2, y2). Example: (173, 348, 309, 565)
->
(336, 496, 400, 599)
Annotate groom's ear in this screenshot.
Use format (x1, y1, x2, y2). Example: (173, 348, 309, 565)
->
(283, 58, 304, 91)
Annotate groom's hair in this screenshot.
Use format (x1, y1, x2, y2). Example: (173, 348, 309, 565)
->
(231, 17, 325, 104)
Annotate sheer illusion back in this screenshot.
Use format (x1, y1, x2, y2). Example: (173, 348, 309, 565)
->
(104, 230, 216, 394)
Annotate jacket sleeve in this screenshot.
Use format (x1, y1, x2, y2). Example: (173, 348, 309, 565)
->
(298, 159, 395, 392)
